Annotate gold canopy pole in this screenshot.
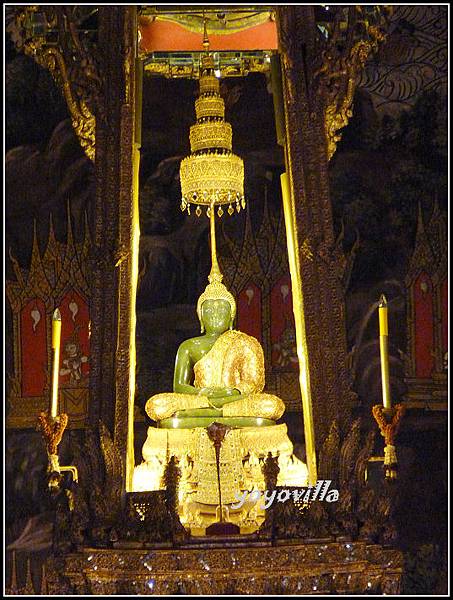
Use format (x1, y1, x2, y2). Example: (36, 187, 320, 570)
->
(125, 16, 142, 492)
(271, 52, 317, 485)
(280, 171, 317, 486)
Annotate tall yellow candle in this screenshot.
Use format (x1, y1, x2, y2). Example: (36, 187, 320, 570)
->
(378, 295, 391, 409)
(50, 308, 62, 418)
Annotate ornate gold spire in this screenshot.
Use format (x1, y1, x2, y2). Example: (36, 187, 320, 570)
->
(179, 51, 245, 217)
(184, 24, 243, 327)
(208, 204, 222, 284)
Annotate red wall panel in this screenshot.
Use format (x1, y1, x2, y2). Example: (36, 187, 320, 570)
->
(441, 277, 448, 354)
(58, 290, 90, 385)
(414, 272, 434, 378)
(270, 275, 298, 370)
(237, 282, 262, 343)
(21, 299, 47, 397)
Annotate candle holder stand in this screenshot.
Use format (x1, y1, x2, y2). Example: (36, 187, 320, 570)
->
(371, 404, 406, 480)
(36, 412, 79, 494)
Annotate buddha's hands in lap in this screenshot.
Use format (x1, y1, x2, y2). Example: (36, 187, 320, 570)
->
(172, 389, 241, 418)
(147, 388, 242, 421)
(198, 387, 242, 409)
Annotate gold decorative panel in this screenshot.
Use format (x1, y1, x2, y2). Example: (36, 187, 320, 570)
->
(6, 214, 91, 429)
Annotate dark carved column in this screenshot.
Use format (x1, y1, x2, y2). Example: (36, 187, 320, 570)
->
(89, 6, 138, 483)
(276, 6, 358, 445)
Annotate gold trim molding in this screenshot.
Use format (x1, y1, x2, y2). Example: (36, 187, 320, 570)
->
(48, 542, 403, 594)
(143, 55, 271, 79)
(144, 10, 274, 36)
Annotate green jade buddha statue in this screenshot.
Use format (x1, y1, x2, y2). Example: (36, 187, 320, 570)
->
(146, 281, 285, 429)
(146, 214, 285, 430)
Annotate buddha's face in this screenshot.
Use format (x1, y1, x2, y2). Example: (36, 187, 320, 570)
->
(201, 299, 232, 334)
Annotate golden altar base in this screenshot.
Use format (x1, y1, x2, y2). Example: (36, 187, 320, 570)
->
(133, 423, 308, 533)
(47, 541, 403, 594)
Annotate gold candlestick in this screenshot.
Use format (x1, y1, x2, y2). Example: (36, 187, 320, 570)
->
(378, 295, 391, 409)
(50, 308, 62, 418)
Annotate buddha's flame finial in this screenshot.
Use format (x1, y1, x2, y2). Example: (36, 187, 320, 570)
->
(209, 204, 222, 284)
(197, 205, 236, 328)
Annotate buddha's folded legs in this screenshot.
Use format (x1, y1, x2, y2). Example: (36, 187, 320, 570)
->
(146, 392, 285, 422)
(222, 393, 285, 421)
(146, 393, 212, 421)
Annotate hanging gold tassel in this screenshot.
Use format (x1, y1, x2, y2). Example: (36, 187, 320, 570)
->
(372, 404, 406, 479)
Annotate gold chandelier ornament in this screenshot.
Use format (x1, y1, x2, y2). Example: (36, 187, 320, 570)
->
(180, 50, 245, 218)
(183, 21, 243, 330)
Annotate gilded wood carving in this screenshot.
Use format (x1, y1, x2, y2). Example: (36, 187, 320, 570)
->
(6, 214, 91, 428)
(277, 7, 352, 445)
(6, 6, 102, 161)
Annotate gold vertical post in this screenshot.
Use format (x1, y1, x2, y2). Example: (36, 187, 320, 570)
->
(125, 29, 142, 492)
(50, 308, 61, 418)
(280, 171, 317, 486)
(378, 294, 391, 409)
(271, 49, 317, 486)
(126, 139, 140, 492)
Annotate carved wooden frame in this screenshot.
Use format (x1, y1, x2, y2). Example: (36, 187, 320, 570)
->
(91, 5, 372, 491)
(87, 7, 139, 489)
(276, 7, 354, 447)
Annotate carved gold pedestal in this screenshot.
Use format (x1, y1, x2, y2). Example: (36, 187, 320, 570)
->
(47, 542, 403, 594)
(133, 424, 308, 534)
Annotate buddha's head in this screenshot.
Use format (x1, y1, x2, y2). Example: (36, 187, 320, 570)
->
(197, 279, 236, 334)
(201, 299, 232, 334)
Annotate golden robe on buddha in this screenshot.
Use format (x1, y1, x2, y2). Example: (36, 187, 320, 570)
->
(146, 330, 285, 422)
